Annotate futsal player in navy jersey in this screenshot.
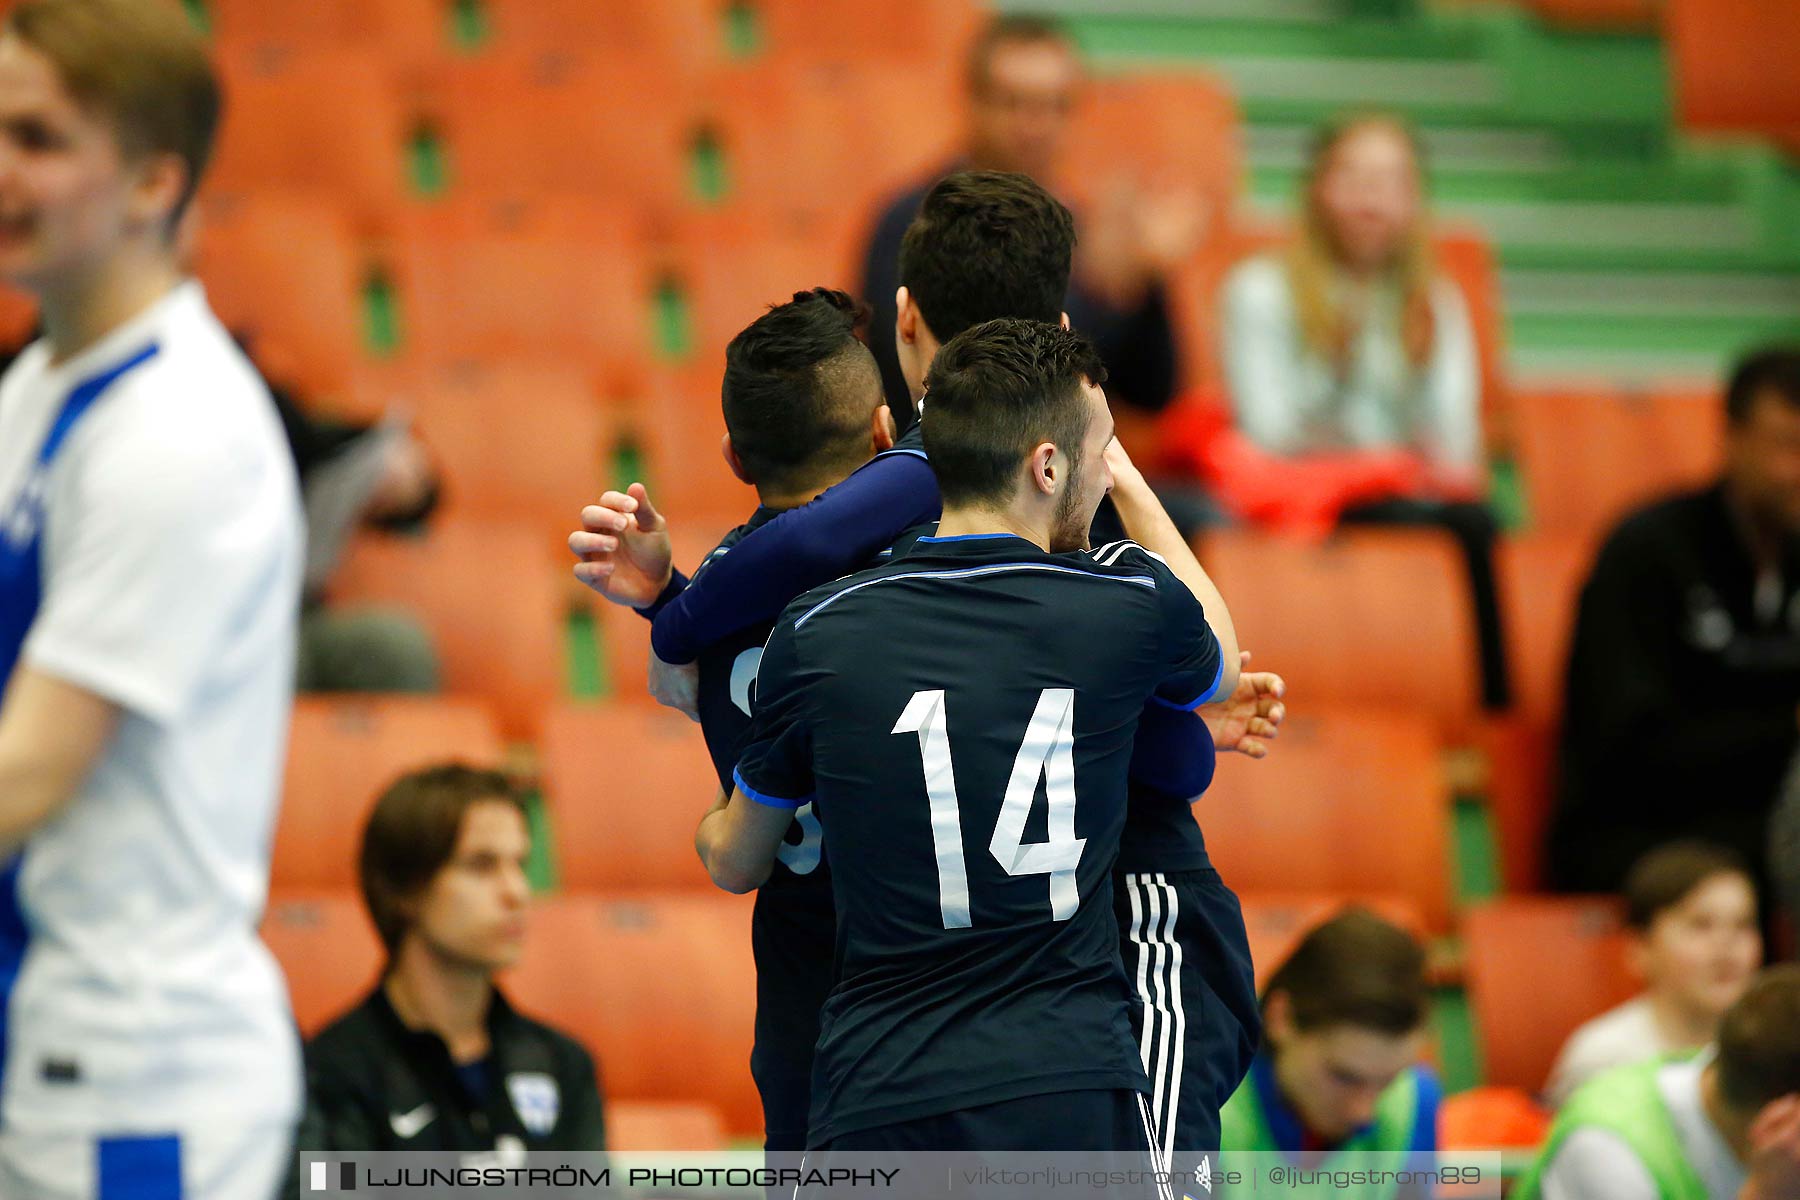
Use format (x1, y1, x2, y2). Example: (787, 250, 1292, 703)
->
(573, 288, 901, 1155)
(574, 171, 1279, 1157)
(701, 319, 1237, 1153)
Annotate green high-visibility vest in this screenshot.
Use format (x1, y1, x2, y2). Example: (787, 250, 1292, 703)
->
(1514, 1061, 1710, 1200)
(1220, 1064, 1424, 1200)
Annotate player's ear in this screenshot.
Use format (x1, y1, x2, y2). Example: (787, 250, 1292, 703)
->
(721, 432, 754, 485)
(896, 287, 917, 345)
(1031, 442, 1059, 497)
(872, 405, 896, 453)
(1059, 311, 1071, 330)
(129, 151, 189, 239)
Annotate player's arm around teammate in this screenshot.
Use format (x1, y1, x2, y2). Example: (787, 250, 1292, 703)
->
(1103, 439, 1240, 699)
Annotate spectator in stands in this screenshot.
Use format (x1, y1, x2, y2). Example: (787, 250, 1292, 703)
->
(1217, 112, 1508, 709)
(293, 765, 606, 1163)
(860, 13, 1194, 418)
(1518, 964, 1800, 1200)
(1545, 842, 1762, 1109)
(1549, 348, 1800, 899)
(1220, 909, 1440, 1166)
(268, 369, 443, 693)
(0, 326, 444, 692)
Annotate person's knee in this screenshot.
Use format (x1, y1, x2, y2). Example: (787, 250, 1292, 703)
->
(298, 607, 440, 693)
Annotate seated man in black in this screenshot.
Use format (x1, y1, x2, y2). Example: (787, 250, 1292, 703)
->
(1551, 347, 1800, 902)
(294, 764, 606, 1164)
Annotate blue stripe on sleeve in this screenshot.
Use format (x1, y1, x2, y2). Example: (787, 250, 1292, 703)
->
(1152, 654, 1227, 711)
(732, 766, 810, 811)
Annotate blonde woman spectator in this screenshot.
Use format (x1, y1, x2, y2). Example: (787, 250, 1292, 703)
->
(1546, 842, 1763, 1108)
(1220, 112, 1509, 708)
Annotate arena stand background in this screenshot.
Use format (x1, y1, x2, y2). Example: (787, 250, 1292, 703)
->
(2, 0, 1794, 1161)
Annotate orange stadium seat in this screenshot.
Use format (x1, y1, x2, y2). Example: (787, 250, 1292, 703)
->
(665, 212, 857, 379)
(391, 200, 656, 375)
(606, 1101, 729, 1151)
(1476, 717, 1559, 893)
(424, 54, 694, 212)
(701, 63, 959, 262)
(1496, 531, 1596, 729)
(751, 0, 981, 69)
(273, 695, 506, 888)
(1516, 386, 1723, 538)
(329, 520, 568, 737)
(1668, 0, 1800, 155)
(208, 0, 449, 75)
(539, 701, 724, 890)
(1438, 1086, 1552, 1151)
(209, 47, 411, 226)
(0, 284, 35, 353)
(261, 890, 385, 1035)
(1238, 893, 1429, 989)
(1464, 897, 1638, 1092)
(191, 192, 370, 399)
(503, 893, 761, 1135)
(479, 0, 725, 72)
(1201, 527, 1484, 735)
(390, 358, 619, 552)
(1062, 72, 1242, 231)
(1205, 710, 1454, 930)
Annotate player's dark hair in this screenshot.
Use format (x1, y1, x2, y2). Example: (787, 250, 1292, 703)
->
(360, 763, 526, 957)
(898, 171, 1075, 344)
(921, 317, 1106, 509)
(1716, 965, 1800, 1112)
(1725, 346, 1800, 426)
(1622, 840, 1755, 932)
(965, 13, 1072, 96)
(722, 287, 884, 498)
(1262, 908, 1429, 1038)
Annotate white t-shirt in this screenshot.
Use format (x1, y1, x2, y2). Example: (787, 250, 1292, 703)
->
(1545, 995, 1690, 1108)
(0, 281, 304, 1133)
(1220, 253, 1481, 467)
(1538, 1053, 1746, 1200)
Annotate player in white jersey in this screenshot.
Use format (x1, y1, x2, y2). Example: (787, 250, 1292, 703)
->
(0, 2, 304, 1195)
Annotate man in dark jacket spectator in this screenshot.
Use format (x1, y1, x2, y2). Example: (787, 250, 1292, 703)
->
(860, 14, 1197, 420)
(293, 765, 607, 1169)
(1550, 348, 1800, 899)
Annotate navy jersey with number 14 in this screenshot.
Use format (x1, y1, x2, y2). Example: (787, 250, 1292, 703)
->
(734, 532, 1225, 1145)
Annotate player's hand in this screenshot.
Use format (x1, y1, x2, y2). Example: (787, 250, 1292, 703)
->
(650, 652, 701, 723)
(1743, 1095, 1800, 1200)
(1202, 652, 1285, 759)
(569, 484, 673, 609)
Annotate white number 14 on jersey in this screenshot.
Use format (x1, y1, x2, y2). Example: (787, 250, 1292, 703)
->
(892, 687, 1086, 929)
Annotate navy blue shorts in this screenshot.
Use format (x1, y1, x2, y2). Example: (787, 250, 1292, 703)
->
(1114, 866, 1261, 1166)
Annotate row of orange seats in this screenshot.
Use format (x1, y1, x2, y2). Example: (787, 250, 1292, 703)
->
(263, 880, 1638, 1139)
(204, 42, 1240, 236)
(277, 694, 1437, 930)
(203, 0, 983, 79)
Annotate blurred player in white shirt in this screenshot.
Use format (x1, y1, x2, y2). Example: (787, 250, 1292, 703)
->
(0, 1, 303, 1195)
